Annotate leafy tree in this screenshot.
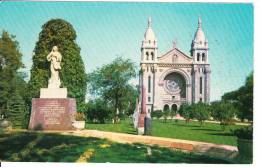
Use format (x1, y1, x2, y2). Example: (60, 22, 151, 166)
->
(151, 110, 163, 120)
(88, 57, 137, 123)
(162, 109, 170, 123)
(179, 103, 194, 124)
(211, 101, 237, 130)
(193, 102, 210, 126)
(27, 19, 87, 107)
(170, 108, 177, 121)
(222, 72, 253, 122)
(121, 85, 138, 117)
(0, 31, 28, 127)
(86, 99, 112, 123)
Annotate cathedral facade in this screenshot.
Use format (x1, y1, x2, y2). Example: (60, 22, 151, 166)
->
(139, 18, 211, 114)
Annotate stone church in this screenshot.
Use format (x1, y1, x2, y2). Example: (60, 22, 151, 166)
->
(139, 17, 211, 114)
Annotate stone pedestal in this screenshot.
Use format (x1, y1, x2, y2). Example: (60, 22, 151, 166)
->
(28, 98, 76, 130)
(137, 113, 146, 135)
(40, 88, 67, 98)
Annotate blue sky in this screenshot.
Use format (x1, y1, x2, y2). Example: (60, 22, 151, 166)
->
(0, 2, 253, 101)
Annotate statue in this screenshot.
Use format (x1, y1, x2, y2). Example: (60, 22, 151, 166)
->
(47, 46, 62, 88)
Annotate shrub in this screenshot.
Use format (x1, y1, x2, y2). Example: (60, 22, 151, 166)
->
(75, 112, 86, 121)
(86, 99, 111, 123)
(234, 126, 253, 140)
(151, 110, 163, 120)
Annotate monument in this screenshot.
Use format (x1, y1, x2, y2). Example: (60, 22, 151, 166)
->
(29, 46, 76, 130)
(137, 86, 151, 135)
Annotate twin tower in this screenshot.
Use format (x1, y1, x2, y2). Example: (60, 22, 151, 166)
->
(139, 17, 211, 114)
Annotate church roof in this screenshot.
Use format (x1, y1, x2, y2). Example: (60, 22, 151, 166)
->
(159, 47, 192, 60)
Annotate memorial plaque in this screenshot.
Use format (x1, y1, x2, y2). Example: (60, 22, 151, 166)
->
(28, 98, 76, 130)
(138, 113, 146, 128)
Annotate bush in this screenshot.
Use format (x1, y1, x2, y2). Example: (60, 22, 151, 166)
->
(234, 126, 253, 140)
(151, 110, 163, 120)
(75, 112, 86, 121)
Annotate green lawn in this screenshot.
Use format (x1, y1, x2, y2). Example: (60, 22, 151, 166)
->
(0, 131, 231, 163)
(86, 119, 244, 146)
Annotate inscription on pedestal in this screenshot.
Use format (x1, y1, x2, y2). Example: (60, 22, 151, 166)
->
(29, 98, 76, 130)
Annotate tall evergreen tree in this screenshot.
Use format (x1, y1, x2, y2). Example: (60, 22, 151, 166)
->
(28, 19, 87, 106)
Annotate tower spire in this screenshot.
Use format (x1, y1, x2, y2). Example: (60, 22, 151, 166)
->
(198, 17, 202, 29)
(148, 17, 152, 28)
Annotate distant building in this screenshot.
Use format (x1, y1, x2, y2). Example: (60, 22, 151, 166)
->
(139, 17, 211, 114)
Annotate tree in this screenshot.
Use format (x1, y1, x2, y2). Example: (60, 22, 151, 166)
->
(27, 19, 87, 108)
(6, 90, 28, 128)
(0, 31, 28, 127)
(170, 108, 177, 121)
(222, 72, 253, 122)
(86, 99, 111, 123)
(162, 109, 170, 123)
(88, 57, 137, 123)
(179, 103, 194, 124)
(193, 102, 210, 126)
(211, 101, 237, 130)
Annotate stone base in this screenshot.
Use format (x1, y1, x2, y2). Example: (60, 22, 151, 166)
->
(137, 127, 144, 135)
(137, 113, 146, 135)
(40, 88, 67, 98)
(28, 98, 76, 130)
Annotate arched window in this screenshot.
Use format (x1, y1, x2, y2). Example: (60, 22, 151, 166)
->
(202, 53, 205, 61)
(146, 52, 149, 60)
(200, 77, 203, 94)
(151, 52, 154, 60)
(197, 53, 200, 61)
(148, 76, 151, 93)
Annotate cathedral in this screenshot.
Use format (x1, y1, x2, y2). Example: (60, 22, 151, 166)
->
(139, 17, 211, 114)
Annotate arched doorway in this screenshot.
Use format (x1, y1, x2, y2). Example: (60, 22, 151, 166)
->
(171, 104, 177, 112)
(163, 104, 170, 111)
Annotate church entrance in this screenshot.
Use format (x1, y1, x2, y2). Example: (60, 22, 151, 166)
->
(163, 104, 170, 111)
(171, 104, 177, 112)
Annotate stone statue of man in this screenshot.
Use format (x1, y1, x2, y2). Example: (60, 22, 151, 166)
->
(47, 46, 62, 88)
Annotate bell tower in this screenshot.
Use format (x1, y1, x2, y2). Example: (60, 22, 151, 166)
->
(191, 17, 211, 103)
(140, 17, 158, 114)
(191, 17, 209, 64)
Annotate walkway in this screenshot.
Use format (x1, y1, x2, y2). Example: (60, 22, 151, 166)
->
(50, 129, 238, 161)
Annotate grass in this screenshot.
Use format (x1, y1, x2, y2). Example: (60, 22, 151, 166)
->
(0, 131, 231, 163)
(86, 119, 244, 146)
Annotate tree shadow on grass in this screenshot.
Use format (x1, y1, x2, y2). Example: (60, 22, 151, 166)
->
(207, 132, 234, 137)
(171, 123, 201, 128)
(191, 128, 222, 132)
(0, 132, 106, 162)
(0, 131, 233, 163)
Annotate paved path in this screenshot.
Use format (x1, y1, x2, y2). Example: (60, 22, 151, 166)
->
(48, 129, 238, 161)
